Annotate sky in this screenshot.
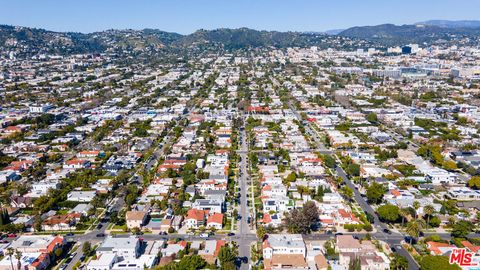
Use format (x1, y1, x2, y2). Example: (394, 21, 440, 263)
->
(1, 0, 480, 34)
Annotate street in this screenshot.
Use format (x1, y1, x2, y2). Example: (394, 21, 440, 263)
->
(237, 116, 257, 269)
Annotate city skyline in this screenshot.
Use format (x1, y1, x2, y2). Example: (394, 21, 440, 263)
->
(1, 0, 480, 34)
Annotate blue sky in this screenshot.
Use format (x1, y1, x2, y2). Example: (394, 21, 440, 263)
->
(1, 0, 479, 34)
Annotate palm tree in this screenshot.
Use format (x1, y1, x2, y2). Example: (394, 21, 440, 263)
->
(405, 220, 426, 244)
(14, 250, 22, 270)
(423, 205, 435, 230)
(6, 248, 14, 270)
(399, 208, 409, 227)
(413, 201, 420, 218)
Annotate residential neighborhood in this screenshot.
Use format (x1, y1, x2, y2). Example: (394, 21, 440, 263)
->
(2, 7, 480, 270)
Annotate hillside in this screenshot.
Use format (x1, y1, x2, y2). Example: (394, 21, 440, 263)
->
(338, 23, 480, 45)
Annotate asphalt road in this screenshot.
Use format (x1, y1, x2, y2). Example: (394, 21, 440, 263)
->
(288, 101, 420, 269)
(237, 119, 255, 270)
(335, 166, 420, 269)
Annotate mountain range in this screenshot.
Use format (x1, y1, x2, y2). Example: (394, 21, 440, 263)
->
(415, 20, 480, 28)
(2, 20, 480, 55)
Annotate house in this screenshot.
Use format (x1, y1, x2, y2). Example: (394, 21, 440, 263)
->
(0, 170, 20, 184)
(125, 211, 148, 229)
(192, 199, 224, 213)
(96, 236, 141, 260)
(425, 169, 457, 185)
(161, 241, 187, 257)
(263, 234, 308, 270)
(10, 235, 64, 254)
(206, 213, 223, 230)
(447, 187, 480, 201)
(198, 240, 226, 264)
(67, 190, 96, 202)
(63, 159, 91, 169)
(10, 196, 34, 208)
(78, 150, 101, 158)
(336, 235, 390, 269)
(42, 213, 80, 231)
(184, 209, 207, 229)
(263, 234, 306, 259)
(261, 213, 282, 228)
(426, 241, 455, 255)
(87, 253, 117, 270)
(0, 252, 50, 270)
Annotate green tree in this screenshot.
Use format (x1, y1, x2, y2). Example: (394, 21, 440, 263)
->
(468, 176, 480, 190)
(348, 256, 361, 270)
(428, 216, 441, 228)
(442, 160, 457, 171)
(377, 205, 399, 222)
(322, 155, 336, 168)
(284, 172, 297, 184)
(15, 250, 22, 270)
(256, 225, 266, 240)
(346, 164, 360, 177)
(423, 205, 435, 230)
(366, 113, 378, 124)
(399, 208, 409, 227)
(177, 255, 206, 270)
(6, 248, 14, 270)
(82, 242, 92, 256)
(341, 186, 353, 201)
(218, 244, 238, 268)
(366, 182, 385, 204)
(390, 254, 408, 270)
(405, 220, 425, 244)
(451, 220, 474, 238)
(420, 255, 460, 270)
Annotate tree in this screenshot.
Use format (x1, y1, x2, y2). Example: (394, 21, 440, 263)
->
(284, 201, 319, 234)
(423, 205, 435, 230)
(346, 164, 360, 177)
(366, 182, 385, 204)
(284, 172, 297, 184)
(218, 244, 237, 268)
(451, 220, 474, 238)
(390, 254, 408, 270)
(6, 248, 14, 270)
(348, 256, 361, 270)
(15, 250, 22, 270)
(164, 255, 206, 270)
(405, 220, 425, 244)
(322, 155, 336, 168)
(399, 208, 409, 227)
(341, 186, 353, 201)
(366, 112, 378, 124)
(420, 255, 460, 270)
(468, 176, 480, 190)
(256, 225, 266, 240)
(428, 216, 441, 228)
(297, 185, 309, 199)
(413, 201, 420, 218)
(377, 205, 399, 223)
(82, 242, 92, 256)
(302, 201, 320, 225)
(178, 255, 206, 270)
(54, 247, 63, 258)
(443, 160, 457, 171)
